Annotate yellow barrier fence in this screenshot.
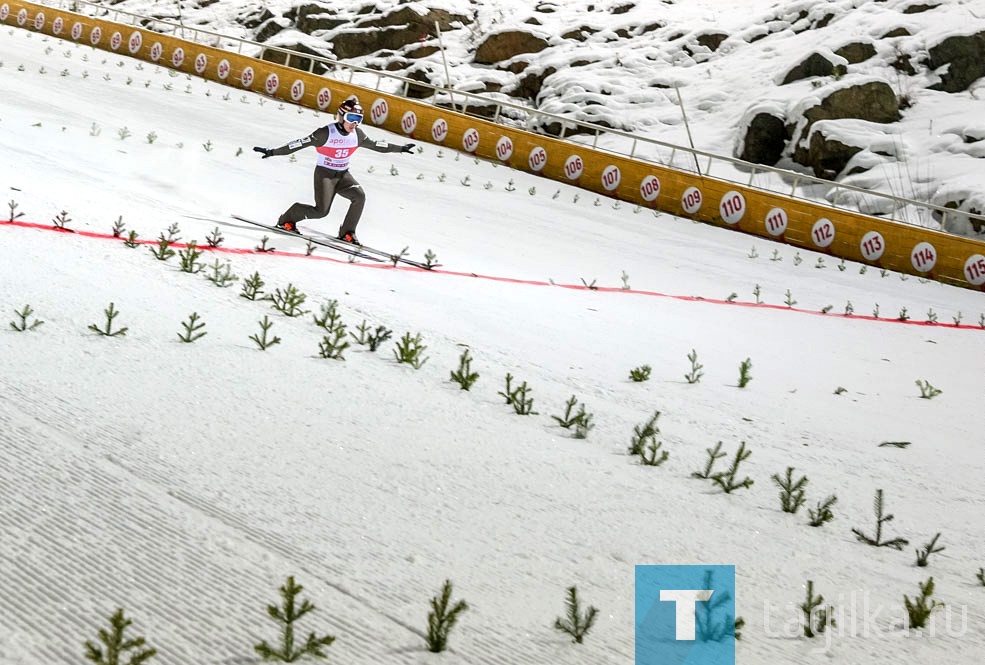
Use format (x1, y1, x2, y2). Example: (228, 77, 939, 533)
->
(4, 0, 985, 291)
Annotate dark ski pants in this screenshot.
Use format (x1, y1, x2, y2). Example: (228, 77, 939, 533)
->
(279, 166, 365, 235)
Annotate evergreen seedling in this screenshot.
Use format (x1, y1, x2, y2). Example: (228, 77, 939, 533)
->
(393, 332, 429, 369)
(915, 380, 942, 399)
(510, 380, 538, 415)
(178, 241, 204, 273)
(692, 441, 726, 479)
(551, 395, 594, 438)
(241, 271, 265, 300)
(204, 259, 238, 287)
(52, 209, 73, 231)
(349, 320, 392, 351)
(450, 349, 479, 390)
(684, 349, 704, 384)
(573, 409, 594, 439)
(388, 246, 410, 267)
(903, 577, 944, 629)
(9, 304, 44, 331)
(7, 199, 25, 222)
(629, 364, 651, 382)
(255, 235, 275, 252)
(554, 586, 598, 644)
(204, 226, 224, 247)
(177, 312, 206, 343)
(976, 568, 984, 586)
(800, 580, 835, 638)
(313, 301, 350, 359)
(149, 234, 175, 261)
(784, 289, 796, 307)
(250, 315, 281, 350)
(737, 358, 752, 388)
(711, 442, 753, 493)
(88, 302, 128, 337)
(852, 489, 909, 550)
(915, 532, 945, 567)
(270, 284, 309, 318)
(424, 249, 439, 269)
(254, 576, 335, 662)
(111, 216, 125, 237)
(425, 580, 468, 653)
(808, 495, 837, 527)
(497, 373, 516, 405)
(123, 230, 139, 248)
(771, 467, 808, 514)
(694, 570, 738, 642)
(83, 608, 157, 665)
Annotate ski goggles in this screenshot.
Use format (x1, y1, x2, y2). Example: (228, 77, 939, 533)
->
(341, 112, 364, 124)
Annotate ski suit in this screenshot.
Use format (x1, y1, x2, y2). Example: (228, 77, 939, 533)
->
(269, 122, 408, 237)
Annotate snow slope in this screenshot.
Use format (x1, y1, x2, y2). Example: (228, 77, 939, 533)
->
(1, 22, 985, 665)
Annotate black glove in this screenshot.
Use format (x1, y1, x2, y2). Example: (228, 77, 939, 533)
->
(400, 143, 415, 154)
(253, 146, 273, 159)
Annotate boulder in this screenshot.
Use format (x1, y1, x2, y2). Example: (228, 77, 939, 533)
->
(781, 52, 846, 85)
(330, 8, 469, 59)
(793, 121, 865, 178)
(737, 111, 787, 165)
(834, 41, 876, 64)
(803, 80, 901, 125)
(474, 30, 550, 65)
(926, 32, 985, 93)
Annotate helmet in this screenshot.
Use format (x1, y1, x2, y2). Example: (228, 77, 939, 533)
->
(337, 98, 364, 124)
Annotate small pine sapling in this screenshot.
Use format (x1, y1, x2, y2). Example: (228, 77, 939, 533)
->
(177, 312, 206, 343)
(784, 289, 797, 307)
(7, 199, 26, 222)
(691, 441, 726, 479)
(349, 320, 393, 351)
(771, 467, 808, 514)
(83, 608, 157, 665)
(123, 230, 140, 248)
(694, 570, 738, 641)
(255, 235, 275, 252)
(52, 209, 73, 231)
(111, 216, 125, 237)
(254, 576, 335, 662)
(149, 234, 175, 261)
(554, 586, 598, 644)
(711, 441, 753, 493)
(388, 246, 410, 267)
(737, 358, 752, 388)
(9, 304, 44, 331)
(808, 495, 837, 527)
(903, 577, 944, 629)
(250, 315, 281, 350)
(552, 395, 594, 438)
(270, 284, 309, 318)
(510, 380, 538, 415)
(204, 259, 238, 287)
(800, 580, 836, 638)
(976, 568, 985, 586)
(241, 271, 265, 300)
(425, 580, 468, 653)
(915, 532, 945, 567)
(423, 249, 439, 269)
(498, 373, 516, 405)
(629, 411, 668, 465)
(204, 226, 224, 247)
(851, 489, 909, 550)
(684, 349, 704, 384)
(393, 332, 430, 369)
(88, 302, 129, 337)
(450, 349, 479, 390)
(313, 301, 350, 360)
(178, 241, 204, 273)
(629, 364, 652, 382)
(915, 380, 942, 399)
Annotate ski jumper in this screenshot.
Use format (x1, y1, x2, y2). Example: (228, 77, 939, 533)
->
(270, 122, 407, 236)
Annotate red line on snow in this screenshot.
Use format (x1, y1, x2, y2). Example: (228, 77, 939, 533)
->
(5, 219, 983, 332)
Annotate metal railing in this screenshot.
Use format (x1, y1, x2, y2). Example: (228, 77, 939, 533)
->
(39, 0, 985, 233)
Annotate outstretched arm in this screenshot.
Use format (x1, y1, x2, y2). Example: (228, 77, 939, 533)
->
(357, 128, 415, 154)
(253, 127, 330, 158)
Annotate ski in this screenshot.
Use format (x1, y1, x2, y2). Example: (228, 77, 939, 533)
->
(230, 215, 384, 262)
(231, 215, 437, 269)
(305, 229, 439, 270)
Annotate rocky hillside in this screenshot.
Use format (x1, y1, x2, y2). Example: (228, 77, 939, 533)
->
(97, 0, 985, 235)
